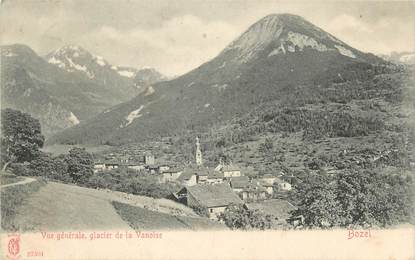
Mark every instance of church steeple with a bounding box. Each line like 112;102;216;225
196;136;202;166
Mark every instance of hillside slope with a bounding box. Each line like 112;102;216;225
48;13;386;145
9;181;224;231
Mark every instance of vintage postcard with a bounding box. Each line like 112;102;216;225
0;0;414;259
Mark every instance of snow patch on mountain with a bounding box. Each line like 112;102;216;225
144;86;155;96
48;57;66;68
66;57;87;72
268;32;329;57
117;70;135;78
95;56;106;66
334;45;356;58
286;32;329;52
64;57;95;78
122;105;144;127
67;112;80;125
110;65;137;78
268;42;286;57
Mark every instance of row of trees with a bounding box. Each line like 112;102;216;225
88;169;180;198
1;108;178;199
26;148;94;184
1;108;93;185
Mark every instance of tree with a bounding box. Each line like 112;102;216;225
259;137;274;153
28;153;71;182
1;109;44;171
218;204;273;230
291;174;343;228
336;168;414;227
64;147;94;184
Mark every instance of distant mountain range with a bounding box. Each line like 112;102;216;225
1;44;166;136
47;13;388;145
379;52;415;65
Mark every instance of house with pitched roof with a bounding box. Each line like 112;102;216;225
177;170;197;186
274;178;292;191
229;176;250;193
175;183;244;219
240;183;267;202
93;160;106;173
178;166;213;186
206;171;224;184
103;159;120;170
260;174;277;185
158;168;183;183
257;179;274;195
215;162;242;178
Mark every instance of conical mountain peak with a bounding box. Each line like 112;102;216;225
221;13;363;63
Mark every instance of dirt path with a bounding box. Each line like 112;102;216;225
13;182;132;231
1;176;36;188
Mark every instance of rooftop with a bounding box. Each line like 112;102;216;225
177;171;194;181
221;165;241;172
208;171;224;179
186;184;244;208
242;183;268;193
230;176;250;189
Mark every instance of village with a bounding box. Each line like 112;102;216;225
92;137;300;224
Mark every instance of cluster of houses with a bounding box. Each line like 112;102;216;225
94;137;298;223
172;138;295;222
93;153;155;172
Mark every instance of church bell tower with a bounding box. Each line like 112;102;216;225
196;136;203;166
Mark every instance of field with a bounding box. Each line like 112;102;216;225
1;177;46;231
3;180;209;231
113;201;226;231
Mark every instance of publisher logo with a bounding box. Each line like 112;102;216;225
6;234;20;259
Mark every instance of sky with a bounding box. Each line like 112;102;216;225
1;0;414;76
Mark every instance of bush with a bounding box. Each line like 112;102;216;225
191;205;209;217
28;153;72;182
8;163;31;176
218;204;273;230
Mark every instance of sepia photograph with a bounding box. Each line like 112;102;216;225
0;0;414;259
